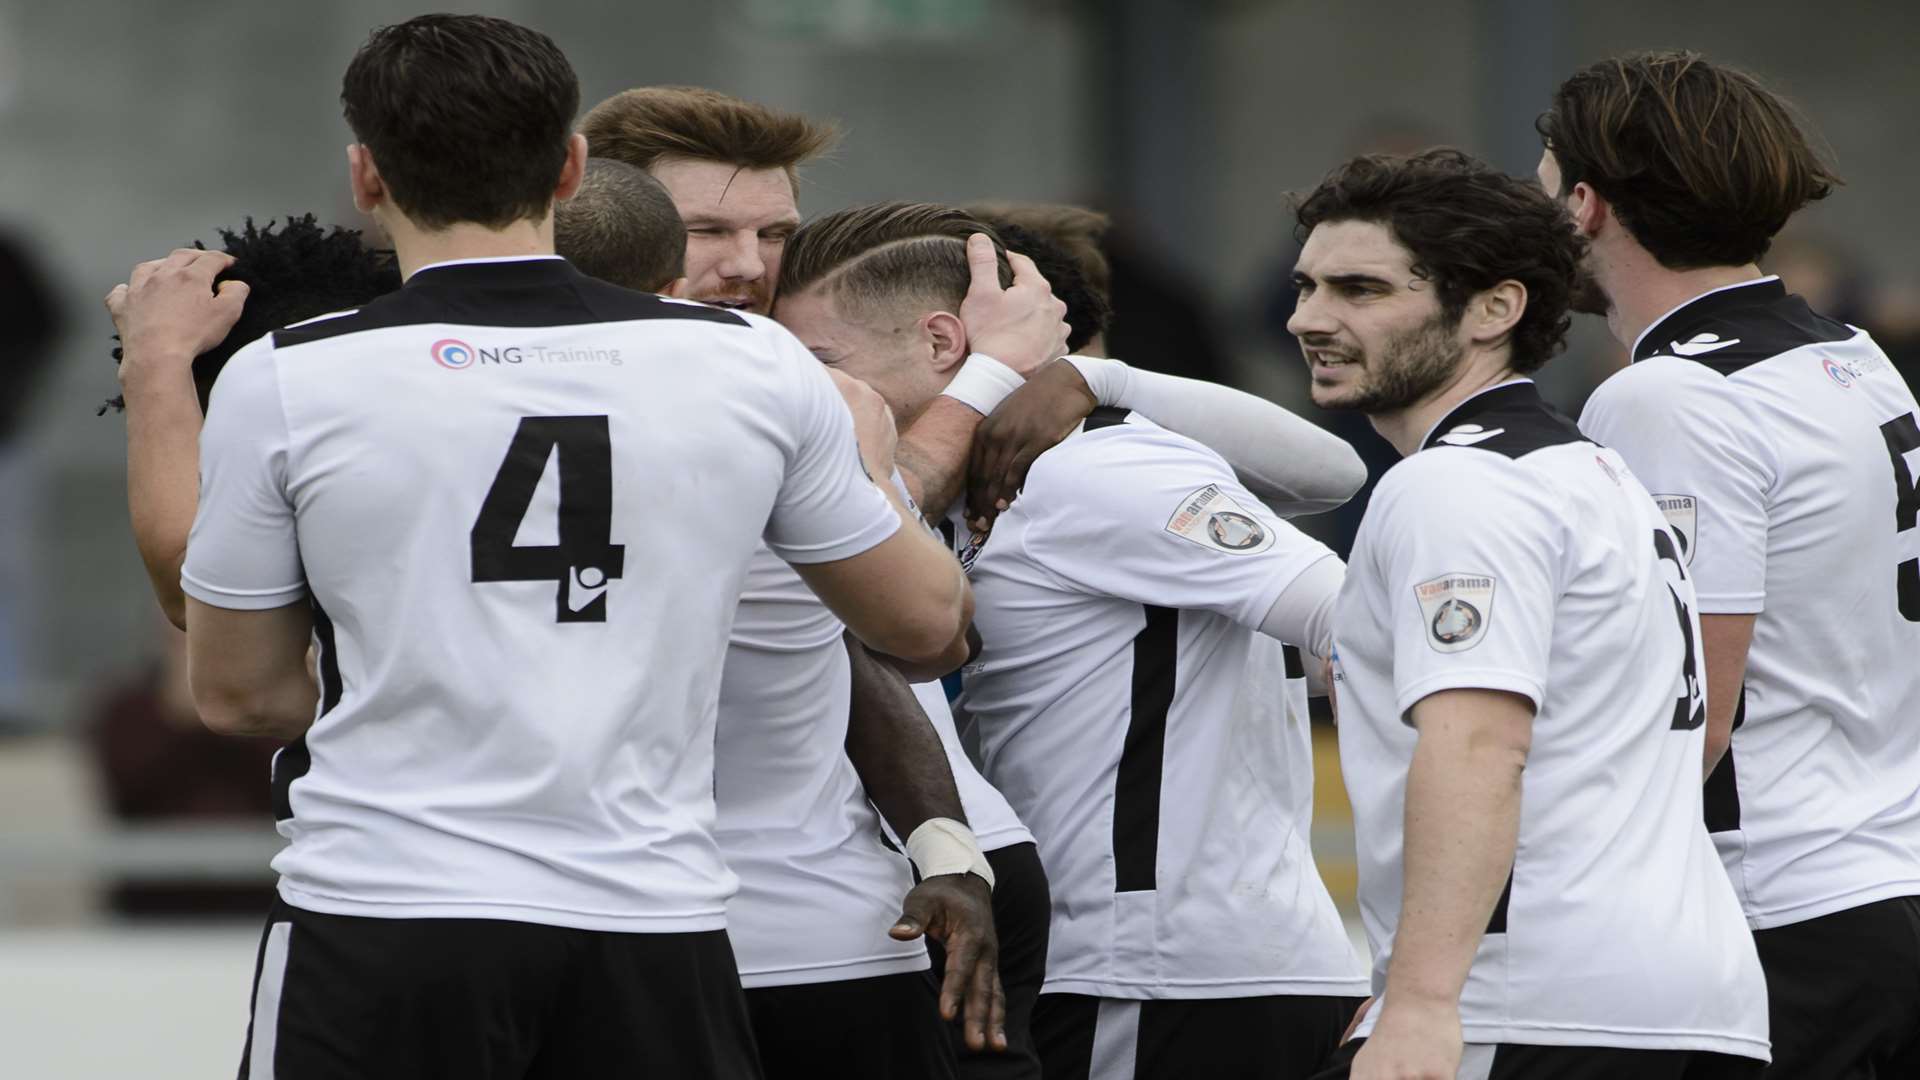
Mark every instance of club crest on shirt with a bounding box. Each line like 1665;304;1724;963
1414;573;1496;653
958;529;989;574
1166;484;1275;555
1652;494;1697;566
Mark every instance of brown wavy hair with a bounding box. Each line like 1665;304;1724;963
1537;50;1841;269
577;86;837;192
1293;148;1584;374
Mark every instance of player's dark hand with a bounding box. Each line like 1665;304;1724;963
891;872;1007;1053
965;357;1097;530
105;249;249;387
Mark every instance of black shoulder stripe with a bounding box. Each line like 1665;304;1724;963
273;262;746;349
1421;382;1585;459
1634;279;1854;375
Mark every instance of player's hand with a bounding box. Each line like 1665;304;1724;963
1348;999;1461;1080
105;249;249;387
964;357;1096;530
958;233;1070;377
891;872;1007;1054
828;368;900;481
1341;996;1374;1044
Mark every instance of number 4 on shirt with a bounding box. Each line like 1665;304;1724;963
471;416;626;623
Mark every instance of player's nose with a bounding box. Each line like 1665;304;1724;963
715;231;765;282
1287;288;1336;341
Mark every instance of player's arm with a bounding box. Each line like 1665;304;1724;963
105;249;250;629
1021;430;1343;655
1348;456;1558;1080
894;234;1069;518
967;356;1367;528
843;635;1007;1052
1580;371;1771;779
1361;687;1531;1077
1701;614;1756;777
185;595;316;738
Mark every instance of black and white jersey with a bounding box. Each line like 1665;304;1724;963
954;410;1366;1000
714;546;928;988
181;256;901;932
1580;277;1920;930
1334;380;1768;1058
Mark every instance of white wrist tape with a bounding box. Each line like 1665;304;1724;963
939;353;1025;417
1064;354;1131;407
906;817;995;889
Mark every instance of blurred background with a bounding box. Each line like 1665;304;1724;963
2;0;1916;1074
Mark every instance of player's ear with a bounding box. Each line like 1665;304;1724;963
346;144;385;215
1470;280;1528;350
924;311;968;375
1568;180;1606;239
553;133;589;202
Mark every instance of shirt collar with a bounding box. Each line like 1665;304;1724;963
406;254;567;281
1630;276;1784;362
1415;377;1537;452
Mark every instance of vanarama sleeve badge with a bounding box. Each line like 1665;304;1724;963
1652;494;1697;566
1166;484;1276;555
1413;572;1496;653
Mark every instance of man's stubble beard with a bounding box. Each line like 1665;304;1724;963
1570;258;1610;317
1317;311;1466;416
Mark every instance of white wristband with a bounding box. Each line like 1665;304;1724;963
905;817;995;889
939;353;1025;417
1064;354;1131;407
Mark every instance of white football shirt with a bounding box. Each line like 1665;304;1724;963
1335;380;1768;1058
714;544;928;987
1580;277;1920;930
181;257;900;932
955;409;1366;1000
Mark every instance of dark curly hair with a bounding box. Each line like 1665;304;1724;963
1537;50;1840;270
103;215;400;414
1292;148;1583;374
963;212;1111;354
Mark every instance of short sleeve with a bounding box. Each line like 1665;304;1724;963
180;338;306;610
1579;365;1771;614
759;326;901;564
1366;452;1562;718
1018;420;1335;631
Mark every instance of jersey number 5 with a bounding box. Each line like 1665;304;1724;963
471;416;626;623
1653;529;1706;730
1883;412;1920;622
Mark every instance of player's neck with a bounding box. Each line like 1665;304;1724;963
384;213;559;280
1598;244;1765;353
1369;352;1521;458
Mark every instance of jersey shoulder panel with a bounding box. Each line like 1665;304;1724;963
1419;386;1586;460
270;262;748;349
1636;280;1853;376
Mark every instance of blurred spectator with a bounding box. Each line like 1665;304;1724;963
0;228;61;730
84;616;279;917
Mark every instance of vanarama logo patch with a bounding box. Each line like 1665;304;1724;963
1653;494;1697;565
1413;572;1496;653
1165;484;1274;555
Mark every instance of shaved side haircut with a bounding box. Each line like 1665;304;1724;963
778;202;1011;324
554;157;687;292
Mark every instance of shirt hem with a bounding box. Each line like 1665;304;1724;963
1695;595;1765;615
767;514;902;566
180;573;308;611
277;882;728;933
1394;670;1545;719
738;951;930;989
1042;975;1372;1000
976;824;1035;851
1743;880;1920;930
1354;1018;1769;1060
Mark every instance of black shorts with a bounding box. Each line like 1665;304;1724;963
928;841;1051;1080
1035;992;1362;1080
1309;1039;1763;1080
744;971;955;1080
1752;893;1920;1077
237;897;762;1080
